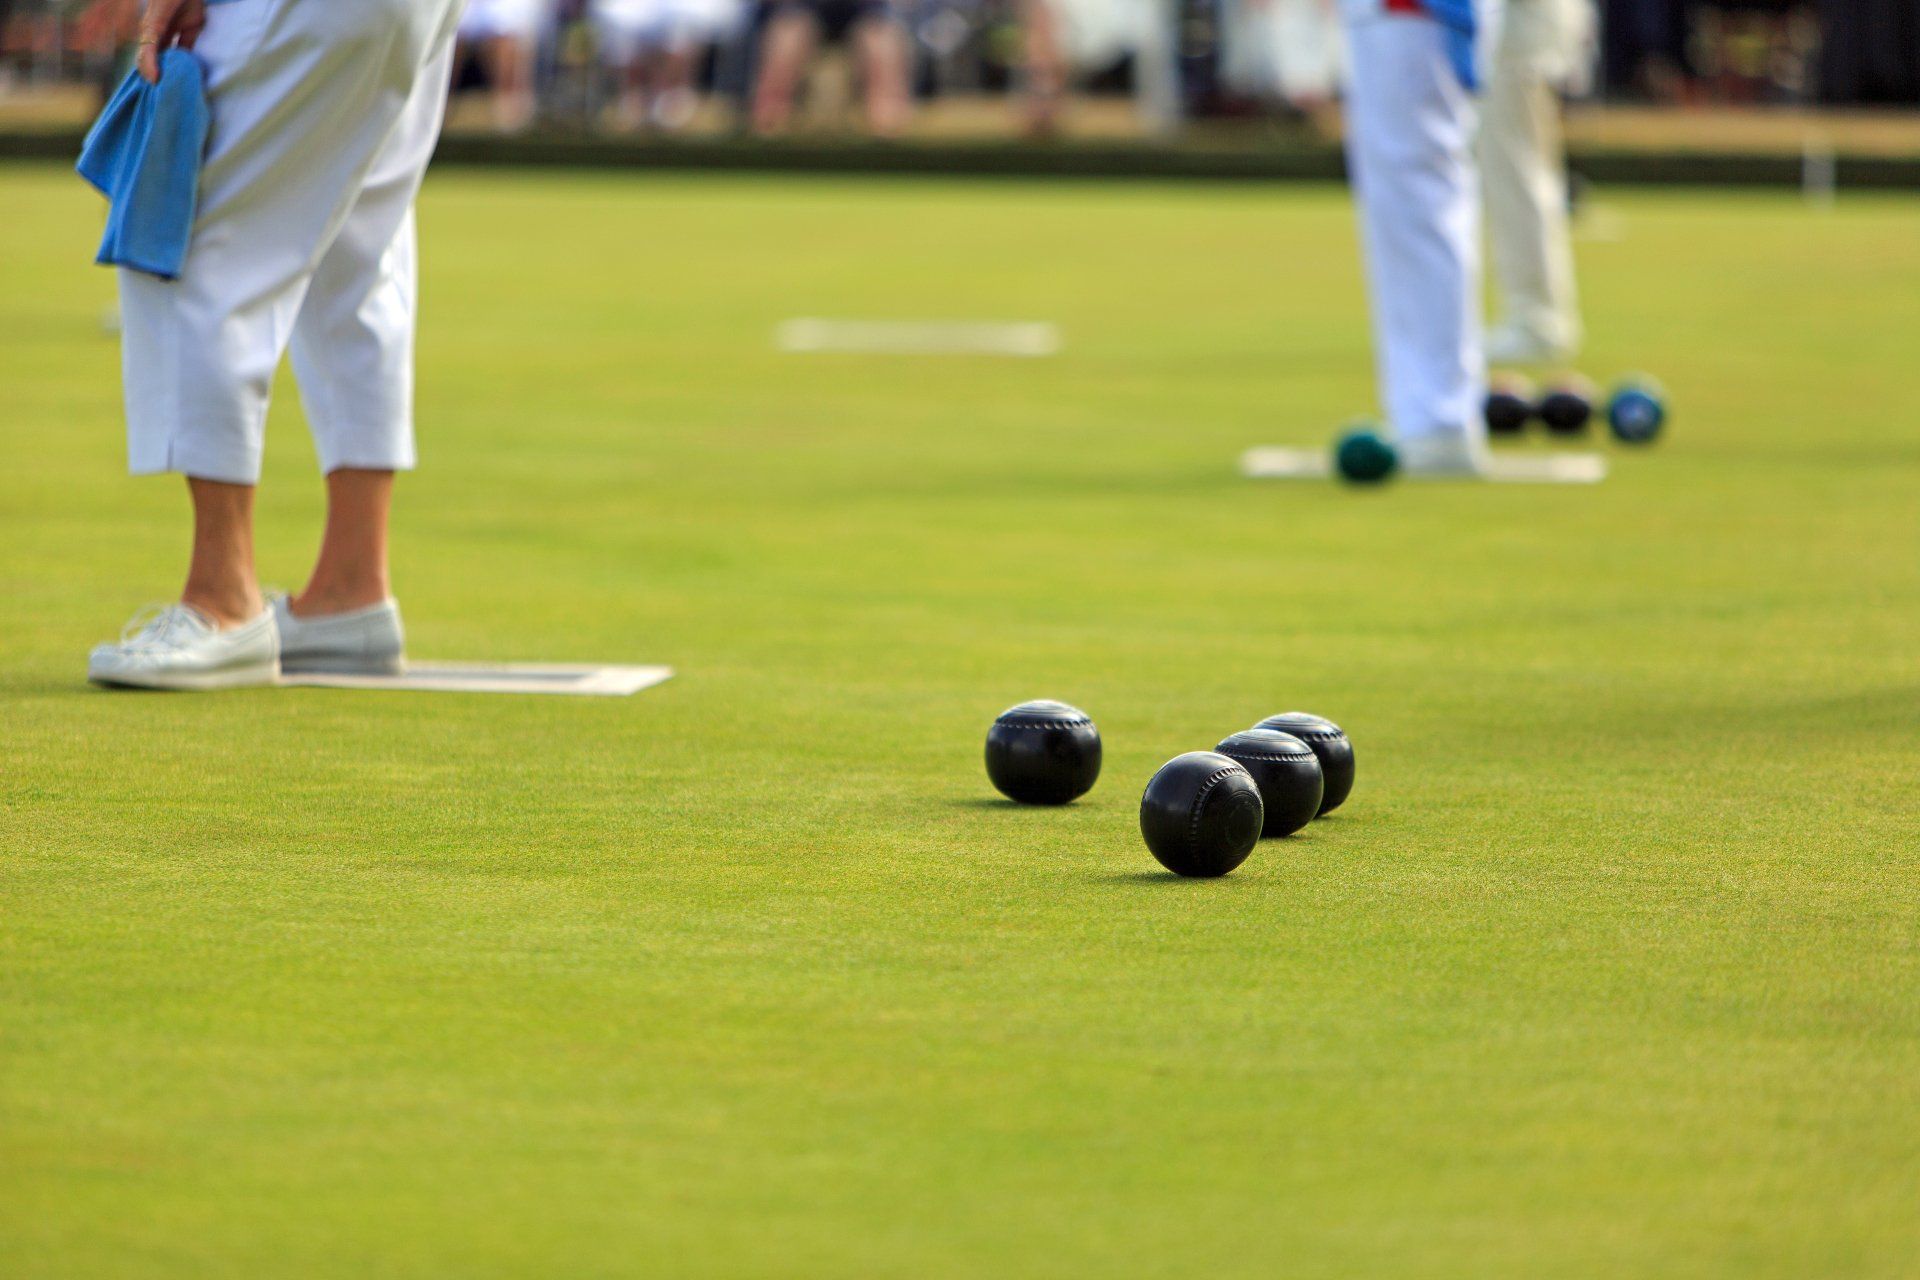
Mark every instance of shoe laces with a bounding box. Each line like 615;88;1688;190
117;602;216;651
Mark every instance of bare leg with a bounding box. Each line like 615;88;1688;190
1019;0;1066;136
488;34;536;133
752;11;815;134
182;477;264;627
652;46;699;130
290;468;393;617
612;55;647;130
855;18;910;137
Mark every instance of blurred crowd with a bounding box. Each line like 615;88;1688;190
1;0;1915;136
441;0;1231;138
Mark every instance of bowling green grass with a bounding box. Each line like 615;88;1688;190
3;162;1918;1280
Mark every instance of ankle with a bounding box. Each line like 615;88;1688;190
289;583;390;618
182;583;264;629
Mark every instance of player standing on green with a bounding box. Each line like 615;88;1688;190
86;0;464;688
1482;0;1590;365
1337;0;1493;476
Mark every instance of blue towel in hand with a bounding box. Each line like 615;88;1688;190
77;48;210;280
1424;0;1481;91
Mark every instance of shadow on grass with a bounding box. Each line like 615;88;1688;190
1095;871;1246;886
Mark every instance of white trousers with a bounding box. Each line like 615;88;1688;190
1341;9;1483;442
120;0;462;485
1480;0;1584;353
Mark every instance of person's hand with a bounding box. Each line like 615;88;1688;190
136;0;208;83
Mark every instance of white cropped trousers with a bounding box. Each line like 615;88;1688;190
1341;7;1484;442
119;0;462;485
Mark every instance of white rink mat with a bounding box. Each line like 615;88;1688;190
1240;447;1608;485
280;663;673;696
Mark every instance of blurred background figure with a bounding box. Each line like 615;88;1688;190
1600;0;1692;101
0;0;17;97
1817;0;1920;105
459;0;556;132
1017;0;1069;134
1482;0;1593;365
751;0;912;136
592;0;740;131
1030;0;1179;133
1217;0;1344;117
68;0;140;103
4;0;1917;145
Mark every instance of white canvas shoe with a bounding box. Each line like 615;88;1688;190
1398;431;1489;478
270;594;406;676
88;604;279;690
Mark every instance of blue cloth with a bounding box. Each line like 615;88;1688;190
76;48;210;281
1426;0;1480;91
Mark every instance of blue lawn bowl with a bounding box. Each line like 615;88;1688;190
1607;379;1668;445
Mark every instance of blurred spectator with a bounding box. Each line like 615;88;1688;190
68;0;140;104
1600;0;1693;101
5;0;1918;139
751;0;911;134
70;0;138;50
458;0;557;132
1039;0;1179;131
1679;2;1805;103
1018;0;1068;134
1818;0;1919;105
591;0;741;130
0;0;15;95
1216;0;1344;114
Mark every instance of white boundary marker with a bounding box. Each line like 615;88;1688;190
1240;447;1608;485
1803;133;1838;209
1240;447;1334;479
280;663;674;697
776;318;1061;357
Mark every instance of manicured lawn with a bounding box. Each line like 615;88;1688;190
3;164;1917;1277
